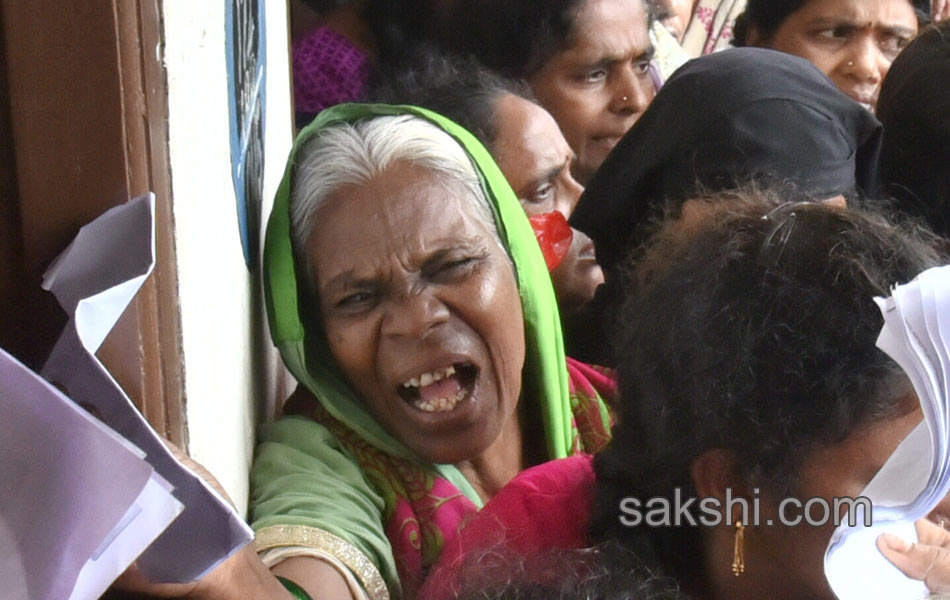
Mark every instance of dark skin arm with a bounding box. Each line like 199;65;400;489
115;552;355;600
111;441;357;600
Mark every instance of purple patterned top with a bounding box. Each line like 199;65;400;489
293;26;370;120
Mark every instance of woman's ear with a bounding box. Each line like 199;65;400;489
690;448;749;503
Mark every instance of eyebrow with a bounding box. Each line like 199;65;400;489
880;24;917;37
322;270;378;295
419;244;485;273
525;155;572;196
583;44;655;69
540;161;566;185
807;16;916;36
321;239;488;292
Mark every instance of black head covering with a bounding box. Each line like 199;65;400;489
571;47;883;276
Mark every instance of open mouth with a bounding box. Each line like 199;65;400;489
397;363;478;413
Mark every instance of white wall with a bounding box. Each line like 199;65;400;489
162;0;294;513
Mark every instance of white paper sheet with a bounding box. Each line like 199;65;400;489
40;194;253;583
825;520;924;598
70;475;183;600
0;347;181;600
825;264;950;599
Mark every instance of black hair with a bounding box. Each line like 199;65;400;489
590;187;944;580
360;0;458;70
454;542;686;600
446;0;654;79
446;0;585;78
297;0;350;13
367;50;535;150
877;22;950;238
734;0;931;46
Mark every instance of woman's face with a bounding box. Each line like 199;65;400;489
492;94;604;314
307;162;526;465
658;0;695;41
733;405;923;600
529;0;656;185
756;0;918;111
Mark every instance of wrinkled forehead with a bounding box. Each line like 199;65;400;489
307;163;507;267
315;165;488;230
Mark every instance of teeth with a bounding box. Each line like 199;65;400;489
401;365;456;389
411;387;467;413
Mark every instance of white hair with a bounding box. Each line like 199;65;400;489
290;115;499;271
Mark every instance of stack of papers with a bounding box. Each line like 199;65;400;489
0;348;183;600
0;195;253;600
825;264;950;598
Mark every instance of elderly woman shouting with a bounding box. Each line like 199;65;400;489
243;104;614;600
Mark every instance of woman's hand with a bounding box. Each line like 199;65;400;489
112;564;200;597
877;518;950;593
111;443;357;599
160;438;234;504
114;544;295;599
111;440;292;599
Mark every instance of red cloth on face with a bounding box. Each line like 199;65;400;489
529;212;574;271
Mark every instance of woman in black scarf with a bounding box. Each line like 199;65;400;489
569;47;883;365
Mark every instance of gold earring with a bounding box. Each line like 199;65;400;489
732;521;745;576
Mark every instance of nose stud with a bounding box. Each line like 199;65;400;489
848;61;854;66
622;96;629;102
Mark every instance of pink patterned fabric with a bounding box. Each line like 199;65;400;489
567;358;616;455
419;455;596;600
292;26;370;117
681;0;745;57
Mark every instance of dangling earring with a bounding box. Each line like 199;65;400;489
732;521;745;575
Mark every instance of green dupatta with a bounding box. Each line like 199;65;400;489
252;104;587;598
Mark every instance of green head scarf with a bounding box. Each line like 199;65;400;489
262;103;574;473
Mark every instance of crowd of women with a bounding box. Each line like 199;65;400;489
117;1;950;598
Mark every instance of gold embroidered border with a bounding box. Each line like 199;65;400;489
255;524;390;600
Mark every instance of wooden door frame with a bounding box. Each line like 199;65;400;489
1;0;187;445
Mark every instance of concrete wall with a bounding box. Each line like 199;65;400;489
162;0;294;513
